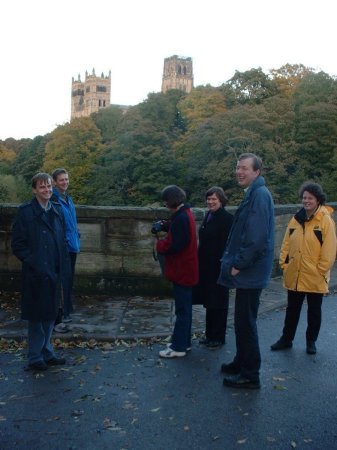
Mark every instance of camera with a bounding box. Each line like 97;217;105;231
151;219;170;235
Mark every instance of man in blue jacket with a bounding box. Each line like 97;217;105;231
218;153;275;389
12;172;70;371
51;169;80;325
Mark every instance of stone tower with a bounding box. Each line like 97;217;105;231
71;69;111;120
161;55;193;94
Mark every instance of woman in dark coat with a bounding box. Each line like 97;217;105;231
193;186;233;348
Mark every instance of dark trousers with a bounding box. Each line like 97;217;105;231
233;288;262;382
205;306;228;342
63;252;77;316
171;284;192;352
282;290;323;343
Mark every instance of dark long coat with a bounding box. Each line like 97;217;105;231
193;207;233;308
11;198;70;322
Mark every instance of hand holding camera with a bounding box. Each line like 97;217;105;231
151;219;170;235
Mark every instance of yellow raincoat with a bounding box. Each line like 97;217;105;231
279;205;336;294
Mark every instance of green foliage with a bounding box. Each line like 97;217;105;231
91;106;124;143
86;92;186;206
2;65;337;206
0;143;16;175
0;175;30;203
225;68;279;105
43;118;105;203
11;135;49;182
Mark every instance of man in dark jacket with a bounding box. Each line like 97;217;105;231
11;172;70;371
218;153;275;389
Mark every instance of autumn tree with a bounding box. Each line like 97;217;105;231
224;68;279;106
12;135;49;182
43;118;105;203
270;63;314;97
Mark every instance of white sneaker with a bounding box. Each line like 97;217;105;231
159;347;186;358
63;316;72;323
166;343;191;352
53;323;69;333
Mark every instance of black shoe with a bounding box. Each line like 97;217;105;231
27;361;48;371
199;337;210;345
206;340;224;348
46;357;66;366
220;361;240;375
223;374;260;390
270;339;293;351
306;341;317;355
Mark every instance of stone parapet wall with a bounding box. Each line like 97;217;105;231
1;203;336;295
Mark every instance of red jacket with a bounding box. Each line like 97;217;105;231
156;205;198;287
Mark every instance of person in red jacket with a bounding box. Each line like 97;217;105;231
156;185;198;358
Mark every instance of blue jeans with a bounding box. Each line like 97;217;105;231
233;288;262;382
171;284;192;352
27;320;56;364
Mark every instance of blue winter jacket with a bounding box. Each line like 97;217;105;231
51;188;80;253
218;176;275;289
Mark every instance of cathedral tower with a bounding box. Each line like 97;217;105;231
71;69;111;120
161;55;193;94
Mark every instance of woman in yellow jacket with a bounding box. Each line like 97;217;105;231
271;182;336;355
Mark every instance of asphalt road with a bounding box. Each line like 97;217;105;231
1;296;337;450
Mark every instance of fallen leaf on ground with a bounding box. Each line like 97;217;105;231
273;384;287;390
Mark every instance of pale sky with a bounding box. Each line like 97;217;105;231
1;0;336;140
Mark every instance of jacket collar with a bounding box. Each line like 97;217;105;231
294;204;332;226
31;197;61;230
170;203;189;219
238;176;265;209
52;187;68;202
